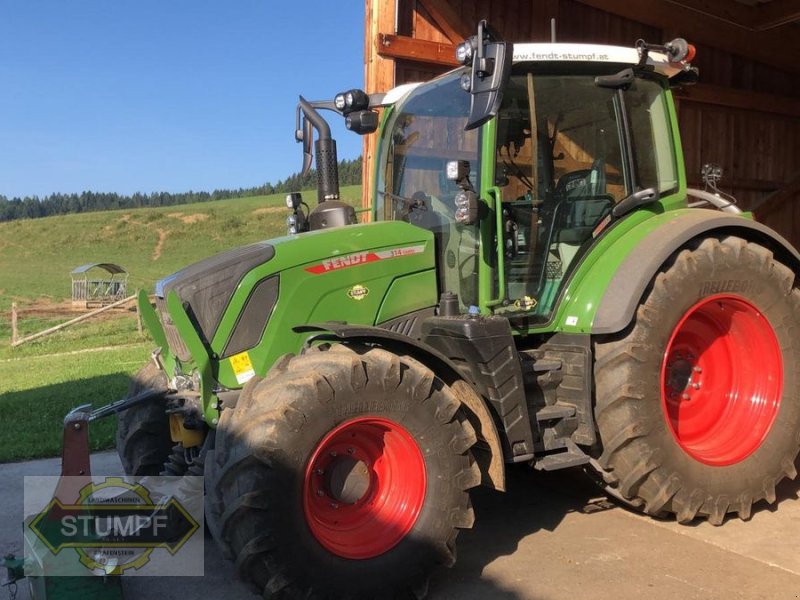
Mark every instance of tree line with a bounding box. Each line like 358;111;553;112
0;157;362;222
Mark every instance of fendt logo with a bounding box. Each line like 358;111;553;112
25;476;202;576
304;245;425;274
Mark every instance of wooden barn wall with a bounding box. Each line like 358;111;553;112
368;0;800;246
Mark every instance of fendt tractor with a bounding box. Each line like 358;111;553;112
111;22;800;598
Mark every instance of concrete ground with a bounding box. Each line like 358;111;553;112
2;452;800;600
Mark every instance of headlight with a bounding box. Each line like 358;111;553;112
334;94;347;111
286;192;302;209
454;190;479;225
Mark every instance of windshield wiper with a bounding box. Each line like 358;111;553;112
595;67;636;89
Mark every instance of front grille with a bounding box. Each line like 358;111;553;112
155;297;192;362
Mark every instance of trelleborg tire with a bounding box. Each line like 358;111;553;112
206;344;480;598
116;362;173;476
592;236;800;525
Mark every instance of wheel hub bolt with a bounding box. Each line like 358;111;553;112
693;366;703;373
315;468;324;475
330;451;337;457
682;393;691;400
316;490;324;496
692;382;701;390
347;447;355;454
330;503;339;509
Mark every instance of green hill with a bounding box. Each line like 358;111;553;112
0;185;363;311
0;185;363;461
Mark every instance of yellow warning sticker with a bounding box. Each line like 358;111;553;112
229;351;255;385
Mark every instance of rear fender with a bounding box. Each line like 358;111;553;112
592;210;800;335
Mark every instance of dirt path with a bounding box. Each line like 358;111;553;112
152;228;168;261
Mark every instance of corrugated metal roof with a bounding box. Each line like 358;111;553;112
71;263;127;275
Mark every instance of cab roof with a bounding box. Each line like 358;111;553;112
381;42;687;106
511;43;684;78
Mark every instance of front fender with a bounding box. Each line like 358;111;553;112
295;322;507;491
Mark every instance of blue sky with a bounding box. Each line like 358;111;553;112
0;1;366;198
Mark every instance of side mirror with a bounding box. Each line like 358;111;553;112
295;108;314;177
456;21;513;131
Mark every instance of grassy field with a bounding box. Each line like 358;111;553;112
0;343;151;462
0;186;362;461
0;185;362;311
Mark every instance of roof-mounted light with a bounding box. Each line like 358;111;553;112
665;38;696;63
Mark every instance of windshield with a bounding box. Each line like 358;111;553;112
376;71;481;308
495;69;678;322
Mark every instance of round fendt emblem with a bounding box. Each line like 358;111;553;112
347;285;370;301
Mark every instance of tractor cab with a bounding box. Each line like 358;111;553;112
371;33;692;323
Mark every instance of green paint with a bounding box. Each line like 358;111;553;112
137;289;176;375
376;270;438;323
166;291;215;422
484;187;506;309
541;204;693;334
159;220;437;422
478;118;499;312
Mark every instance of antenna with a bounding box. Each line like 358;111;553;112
550;18;557;43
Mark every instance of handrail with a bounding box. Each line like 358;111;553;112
485;187;506;308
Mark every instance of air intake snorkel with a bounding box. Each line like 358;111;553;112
294;97;355;231
293;90;381;231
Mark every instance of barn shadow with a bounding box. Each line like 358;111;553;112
0;372;135;463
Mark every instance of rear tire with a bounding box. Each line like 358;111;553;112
206;345;480;598
592;236;800;524
116;362;173;476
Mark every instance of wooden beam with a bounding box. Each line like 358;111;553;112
756;0;800;30
667;0;800;31
417;0;472;44
377;33;460;66
754;171;800;219
664;0;755;29
574;0;800;74
363;0;397;213
674;83;800;119
11;295;136;347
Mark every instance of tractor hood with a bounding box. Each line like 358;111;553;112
152;220;436;363
155;241;276;345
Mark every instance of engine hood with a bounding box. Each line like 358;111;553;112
156;241;275;343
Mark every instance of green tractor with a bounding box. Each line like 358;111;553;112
117;21;800;598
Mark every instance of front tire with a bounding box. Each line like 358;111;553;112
206;345;480;598
593;236;800;524
116;362;173;476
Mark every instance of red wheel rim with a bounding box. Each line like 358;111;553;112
661;294;783;466
303;417;426;559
